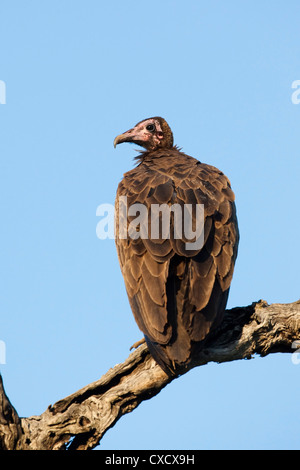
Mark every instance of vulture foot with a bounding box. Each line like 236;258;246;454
130;338;146;350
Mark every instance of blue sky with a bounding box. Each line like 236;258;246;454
0;0;300;450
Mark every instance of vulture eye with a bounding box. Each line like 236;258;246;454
146;124;155;132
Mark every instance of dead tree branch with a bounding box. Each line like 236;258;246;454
1;299;300;450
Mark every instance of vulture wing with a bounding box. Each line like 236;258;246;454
115;149;239;375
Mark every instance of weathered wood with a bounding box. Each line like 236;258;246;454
0;375;22;450
1;299;300;450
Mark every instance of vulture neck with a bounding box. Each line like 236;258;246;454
134;146;181;164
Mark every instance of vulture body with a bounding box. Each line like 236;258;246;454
114;117;239;376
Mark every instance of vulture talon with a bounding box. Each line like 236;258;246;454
130;338;146;350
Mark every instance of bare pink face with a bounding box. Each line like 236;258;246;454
114;118;165;151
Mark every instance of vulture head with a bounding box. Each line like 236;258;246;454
114;117;174;151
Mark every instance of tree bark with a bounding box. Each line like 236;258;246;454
1;299;300;450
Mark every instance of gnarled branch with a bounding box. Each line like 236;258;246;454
1;299;300;450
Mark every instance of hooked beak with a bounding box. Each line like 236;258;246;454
113;128;135;148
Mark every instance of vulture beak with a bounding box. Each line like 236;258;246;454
113;128;135;148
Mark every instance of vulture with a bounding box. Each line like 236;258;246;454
114;117;239;376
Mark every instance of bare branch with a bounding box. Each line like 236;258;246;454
1;299;300;450
0;375;22;450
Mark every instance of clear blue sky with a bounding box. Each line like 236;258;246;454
1;0;300;450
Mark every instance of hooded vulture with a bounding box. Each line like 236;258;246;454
114;117;239;376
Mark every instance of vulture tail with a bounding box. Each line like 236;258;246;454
144;336;178;377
